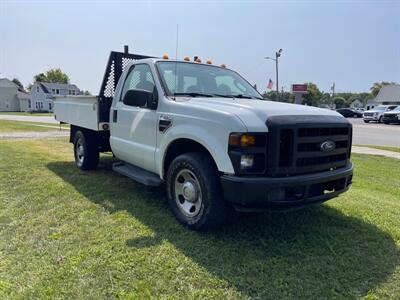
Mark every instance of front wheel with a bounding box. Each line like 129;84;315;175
166;152;226;230
73;130;99;170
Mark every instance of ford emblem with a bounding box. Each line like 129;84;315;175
320;140;336;152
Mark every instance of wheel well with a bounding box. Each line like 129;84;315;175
70;125;111;152
163;139;217;178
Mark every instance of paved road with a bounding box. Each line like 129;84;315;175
349;118;400;147
0;114;58;124
0;131;69;140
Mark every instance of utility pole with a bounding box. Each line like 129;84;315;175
331;82;335;98
265;49;282;101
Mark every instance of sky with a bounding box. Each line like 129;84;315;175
1;0;399;95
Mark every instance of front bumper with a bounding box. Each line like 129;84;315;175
221;163;353;212
382;115;400;124
363;115;379;121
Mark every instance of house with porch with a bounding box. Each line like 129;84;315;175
30;82;81;112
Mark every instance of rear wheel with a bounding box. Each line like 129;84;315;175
166;152;226;230
73;130;99;170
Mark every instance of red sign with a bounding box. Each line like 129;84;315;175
292;84;308;92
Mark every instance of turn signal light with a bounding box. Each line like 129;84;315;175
241;135;256;146
229;133;256;147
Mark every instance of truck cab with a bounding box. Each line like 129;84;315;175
54;49;353;230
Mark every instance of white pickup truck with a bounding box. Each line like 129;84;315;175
54;48;353;230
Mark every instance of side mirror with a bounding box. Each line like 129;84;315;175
123;89;153;107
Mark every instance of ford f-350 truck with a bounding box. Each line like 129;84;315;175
54;48;353;230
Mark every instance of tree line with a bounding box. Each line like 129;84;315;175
262;81;398;108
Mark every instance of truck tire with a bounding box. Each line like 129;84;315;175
166;152;226;230
73;130;99;170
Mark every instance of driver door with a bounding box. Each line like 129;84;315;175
110;64;158;173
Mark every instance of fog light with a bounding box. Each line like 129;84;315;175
240;155;254;169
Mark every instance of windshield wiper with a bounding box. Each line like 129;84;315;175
232;94;263;100
173;92;214;98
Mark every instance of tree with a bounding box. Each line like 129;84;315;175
33;68;70;84
333;96;346;108
302;83;322;106
33;73;48;83
83;90;92;96
12;78;25;92
370;81;397;97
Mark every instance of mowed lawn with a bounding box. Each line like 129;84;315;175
0;120;68;132
0;138;399;299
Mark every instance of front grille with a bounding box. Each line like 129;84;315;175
266;116;352;177
363;112;373;117
384;114;398;119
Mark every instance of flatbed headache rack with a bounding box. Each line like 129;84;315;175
98;46;154;123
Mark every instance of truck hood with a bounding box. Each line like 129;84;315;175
383;110;400;115
181;97;344;131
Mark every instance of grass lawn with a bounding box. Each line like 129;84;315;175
0;138;399;299
355;144;400;153
0;112;53;116
0;120;68;132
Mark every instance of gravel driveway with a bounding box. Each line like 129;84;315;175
0;115;58;124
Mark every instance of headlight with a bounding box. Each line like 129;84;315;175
240;155;254;169
228;133;267;174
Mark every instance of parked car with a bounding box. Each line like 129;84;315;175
382;106;400;124
336;108;363;118
362;105;398;123
54;48;353;230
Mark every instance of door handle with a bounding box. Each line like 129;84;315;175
113;109;118;122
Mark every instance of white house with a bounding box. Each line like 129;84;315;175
30;82;81;112
350;99;363;109
0;78;30;112
374;84;400;106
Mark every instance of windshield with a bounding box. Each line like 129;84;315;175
156;61;262;99
374;106;388;111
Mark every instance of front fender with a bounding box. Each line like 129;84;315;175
156;124;235;179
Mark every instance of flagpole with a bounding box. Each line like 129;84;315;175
276;57;279;100
265;49;282;101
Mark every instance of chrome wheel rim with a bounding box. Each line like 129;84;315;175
174;169;202;217
76;138;85;164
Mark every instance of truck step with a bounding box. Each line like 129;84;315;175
112;162;163;187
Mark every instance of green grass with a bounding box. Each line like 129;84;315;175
0;111;53;116
355;145;400;153
0;120;68;132
0;138;399;299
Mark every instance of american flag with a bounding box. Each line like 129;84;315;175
267;78;273;89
